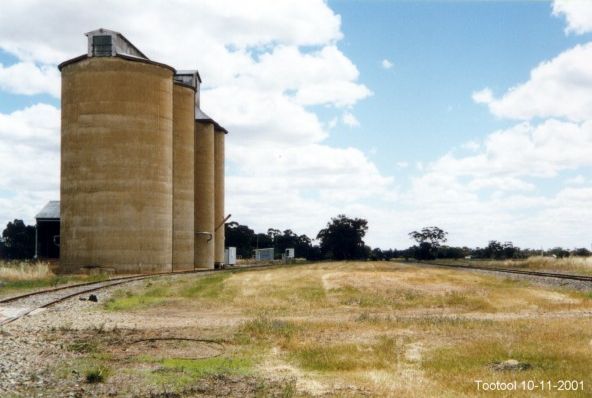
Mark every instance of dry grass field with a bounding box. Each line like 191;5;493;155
432;256;592;276
33;261;592;397
0;260;107;299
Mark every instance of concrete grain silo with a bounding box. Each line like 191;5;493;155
59;29;174;274
214;124;227;268
172;72;197;271
194;109;216;268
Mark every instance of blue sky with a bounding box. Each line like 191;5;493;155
328;0;586;172
1;0;592;249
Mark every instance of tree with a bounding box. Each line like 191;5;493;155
483;240;503;259
225;222;255;258
481;240;520;260
316;214;369;260
2;219;36;259
502;241;520;259
438;246;466;259
548;247;569;258
408;226;448;259
572;248;591;257
252;232;272;250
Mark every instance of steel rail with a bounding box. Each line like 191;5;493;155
0;262;286;326
409;260;592;282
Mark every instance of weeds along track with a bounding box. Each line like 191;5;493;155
0;263;282;327
411;260;592;283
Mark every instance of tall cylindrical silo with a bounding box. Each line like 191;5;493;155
60;56;174;274
194;118;215;268
172;83;195;271
214;127;226;268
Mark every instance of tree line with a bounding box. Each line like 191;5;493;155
2;216;590;261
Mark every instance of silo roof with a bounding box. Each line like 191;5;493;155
59;29;176;73
195;108;228;134
58;53;176;73
176;69;202;83
85;28;148;59
195;108;214;123
35;201;60;220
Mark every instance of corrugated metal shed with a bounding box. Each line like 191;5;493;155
254;248;274;261
35;201;60;220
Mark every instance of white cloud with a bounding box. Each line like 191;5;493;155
461;140;480;151
226;144;395;238
432;120;592;179
471;88;493;104
475;43;592;122
381;59;393;69
553;0;592;34
205;86;327;146
0;0;343;66
466;177;535;192
0;62;60;98
0;103;60;150
566;175;587;185
0;104;60;225
342;112;360;127
327;117;338;129
244;45;371;107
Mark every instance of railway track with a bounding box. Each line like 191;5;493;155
0;263;278;327
411;260;592;283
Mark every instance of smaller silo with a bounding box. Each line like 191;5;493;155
172;76;196;271
194;109;216;268
214;123;227;268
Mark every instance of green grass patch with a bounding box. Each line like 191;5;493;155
180;273;231;299
238;316;300;341
148;357;252;387
85;365;110;383
104;274;236;311
67;340;98;354
104;285;172;311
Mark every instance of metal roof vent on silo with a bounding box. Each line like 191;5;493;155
85;28;148;59
174;70;202;89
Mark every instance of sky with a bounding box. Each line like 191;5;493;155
0;0;592;250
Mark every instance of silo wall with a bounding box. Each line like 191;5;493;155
194;121;215;268
60;56;174;274
172;83;195;271
214;130;225;267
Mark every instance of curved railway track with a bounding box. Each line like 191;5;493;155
0;264;276;327
4;261;590;327
411;260;592;283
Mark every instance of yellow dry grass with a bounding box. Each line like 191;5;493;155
0;260;53;281
512;255;592;275
438;256;592;276
95;261;592;396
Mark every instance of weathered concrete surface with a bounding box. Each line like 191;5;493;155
214;130;225;267
172;84;195;271
194;121;215;268
60;56;174;274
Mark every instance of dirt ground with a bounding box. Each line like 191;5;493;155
2;261;592;397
